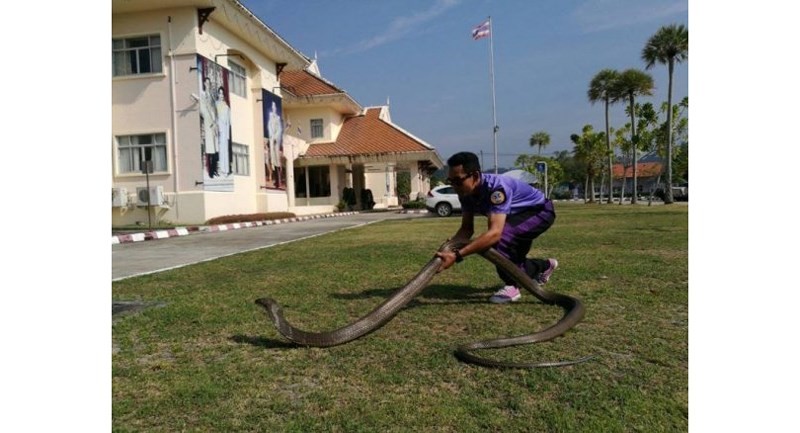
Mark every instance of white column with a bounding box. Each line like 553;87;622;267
329;164;339;205
285;138;296;208
410;165;421;200
385;162;397;207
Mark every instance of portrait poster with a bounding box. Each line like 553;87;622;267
196;55;234;192
261;89;286;190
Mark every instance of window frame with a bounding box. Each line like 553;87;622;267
115;132;169;175
112;34;163;77
232;142;250;176
294;165;331;198
229;61;247;97
310;118;324;139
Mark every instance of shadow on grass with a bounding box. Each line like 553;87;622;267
229;334;297;349
236;285;493;347
112;300;167;324
330;283;492;307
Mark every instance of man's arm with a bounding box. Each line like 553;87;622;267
457;212;506;257
436;212;506;272
453;211;475;242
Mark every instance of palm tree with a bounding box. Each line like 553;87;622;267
588;69;620;204
529;131;551;155
613;69;654;204
642;24;688;204
571;125;605;203
612;125;632;204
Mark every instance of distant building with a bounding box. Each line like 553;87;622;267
611;152;664;195
112;0;442;225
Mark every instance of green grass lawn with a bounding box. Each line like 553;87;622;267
112;203;688;432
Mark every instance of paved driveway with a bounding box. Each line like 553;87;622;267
112;212;428;281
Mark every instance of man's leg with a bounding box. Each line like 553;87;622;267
495;201;557;284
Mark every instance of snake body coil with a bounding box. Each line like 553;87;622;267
256;240;591;368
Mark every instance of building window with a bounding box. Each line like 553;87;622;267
294;166;331;198
293;167;306;197
229;62;246;97
112;35;162;76
232;143;249;176
116;133;168;174
310;118;323;138
309;166;331;197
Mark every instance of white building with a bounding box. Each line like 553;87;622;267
112;0;443;226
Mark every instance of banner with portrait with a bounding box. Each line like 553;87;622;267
196;55;233;192
261;89;285;190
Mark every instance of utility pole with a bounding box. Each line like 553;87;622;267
142;159;154;230
536;161;548;198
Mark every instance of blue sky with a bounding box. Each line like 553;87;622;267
241;0;688;169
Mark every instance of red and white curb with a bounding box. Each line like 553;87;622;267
112;211;361;244
111;227;195;244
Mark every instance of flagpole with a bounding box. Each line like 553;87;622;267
487;16;498;174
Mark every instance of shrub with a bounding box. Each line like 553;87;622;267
402;200;427;209
552;190;572;200
205;212;296;225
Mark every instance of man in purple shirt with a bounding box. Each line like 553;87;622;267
436;152;558;303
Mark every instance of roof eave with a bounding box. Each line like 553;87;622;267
296;150;443;168
282;93;362;114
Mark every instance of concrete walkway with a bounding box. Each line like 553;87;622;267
112;211;430;281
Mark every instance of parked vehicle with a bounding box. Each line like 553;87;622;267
653;184;688;201
426;185;461;217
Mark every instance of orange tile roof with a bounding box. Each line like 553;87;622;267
280;70;343;96
303;108;434;157
612;162;663;178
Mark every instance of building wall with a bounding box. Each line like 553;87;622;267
112;8;201;224
112;4;298;225
284;106;344;144
364;163;397;209
112;1;436;225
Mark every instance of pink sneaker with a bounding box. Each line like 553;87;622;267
489;285;521;304
536;258;559;284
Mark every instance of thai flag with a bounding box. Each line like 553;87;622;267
472;19;490;40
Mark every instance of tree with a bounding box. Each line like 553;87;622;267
588;69;620;204
514;154;563;198
396;171;411;200
631;102;661;205
674;142;688;184
570;125;606;203
654;97;688;162
553;150;584;198
613;69;654;204
543;158;564;197
514;154;535;172
529;131;551;155
620;100;688;204
643;24;688;204
671;98;690;185
612;125;631;204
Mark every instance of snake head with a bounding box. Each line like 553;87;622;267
255;297;283;321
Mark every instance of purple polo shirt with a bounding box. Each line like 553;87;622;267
459;173;546;216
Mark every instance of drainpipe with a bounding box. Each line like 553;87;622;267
167;16;180;221
285;138;296;208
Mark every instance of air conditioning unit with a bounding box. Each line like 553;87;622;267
136;186;165;206
112;187;128;207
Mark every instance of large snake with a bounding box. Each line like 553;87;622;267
256;240;593;368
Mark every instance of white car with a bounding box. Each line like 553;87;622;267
426;185;462;217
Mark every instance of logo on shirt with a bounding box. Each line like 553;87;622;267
490;190;506;205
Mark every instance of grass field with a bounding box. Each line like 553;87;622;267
112;203;688;432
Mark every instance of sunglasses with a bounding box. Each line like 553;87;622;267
445;172;474;186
